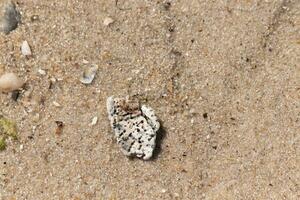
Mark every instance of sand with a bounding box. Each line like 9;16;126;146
0;0;299;199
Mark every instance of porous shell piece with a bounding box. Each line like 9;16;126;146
0;0;21;34
80;65;98;84
106;96;160;160
0;72;23;92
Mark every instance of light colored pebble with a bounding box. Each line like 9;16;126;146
32;113;40;122
80;64;98;84
21;40;32;56
0;72;24;92
32;126;37;132
50;77;57;83
53;101;61;107
38;69;46;75
90;116;98;126
103;17;114;26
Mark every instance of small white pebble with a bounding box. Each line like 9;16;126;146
0;73;24;92
90;116;98;126
82;59;89;64
50;77;57;83
21;40;32;56
103;17;114;26
38;69;46;75
20;144;24;150
32;126;37;132
161;189;167;193
53;101;61;107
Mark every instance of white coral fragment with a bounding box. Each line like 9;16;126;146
106;96;160;160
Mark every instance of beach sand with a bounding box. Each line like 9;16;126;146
0;0;299;199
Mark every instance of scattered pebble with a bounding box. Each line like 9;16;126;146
32;113;40;122
53;101;61;107
90;116;98;126
80;64;98;84
103;17;114;26
30;15;39;22
21;41;32;56
0;73;24;92
50;77;57;83
32;126;37;133
0;0;21;34
48;77;56;89
19;144;23;150
38;69;46;76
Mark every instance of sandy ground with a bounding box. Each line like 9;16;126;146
0;0;299;199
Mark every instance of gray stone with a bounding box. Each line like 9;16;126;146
0;0;20;34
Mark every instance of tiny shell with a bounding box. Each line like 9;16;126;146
21;41;32;56
0;73;23;92
80;65;98;84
